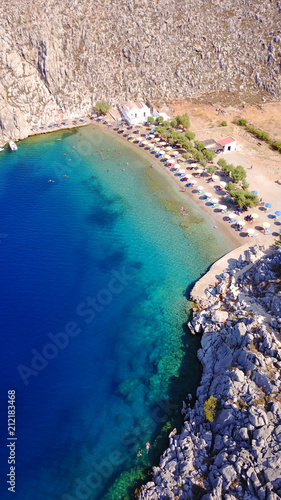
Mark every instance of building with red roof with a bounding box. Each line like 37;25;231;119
217;136;237;153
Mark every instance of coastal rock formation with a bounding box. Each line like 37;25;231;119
1;0;281;143
139;245;281;499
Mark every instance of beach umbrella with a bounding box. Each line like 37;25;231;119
158;150;165;154
190;179;197;185
179;169;186;174
196;168;203;173
169;159;176;164
228;213;236;219
251;190;258;195
142;140;148;145
265;203;272;208
197;185;204;191
166;146;172;151
154;147;160;153
237;220;246;226
173;164;181;169
185;174;192;179
136;136;143;141
159;141;166;145
251;213;259;219
205;192;212;197
263;222;271;228
164;154;171;159
220;181;227;188
219;205;227;210
154;138;160;142
247;228;255;235
275;211;281;216
212;174;219;180
211;198;219;203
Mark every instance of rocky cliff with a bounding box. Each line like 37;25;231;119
0;0;281;143
139;245;281;499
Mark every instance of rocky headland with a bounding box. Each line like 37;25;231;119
139;245;281;499
1;0;281;143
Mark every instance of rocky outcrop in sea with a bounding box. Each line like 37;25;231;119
139;245;281;499
1;0;281;143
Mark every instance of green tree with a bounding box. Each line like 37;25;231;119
170;119;177;128
232;165;246;183
155;116;164;124
208;166;217;175
204;396;218;422
238;118;247;126
155;126;165;136
232;190;259;208
204;149;216;162
163;121;170;128
185;130;195;140
242;179;249;190
175;113;190;130
194;140;205;151
148;116;155;124
225;181;236;195
217;158;227;169
183;153;189;160
182;140;192;152
94;99;110;115
193;150;204;163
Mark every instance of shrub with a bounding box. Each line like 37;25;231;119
204;396;218;422
272;141;281;152
220;121;227;127
148;116;155;124
94;99;110;115
170;119;177;128
238;118;247;126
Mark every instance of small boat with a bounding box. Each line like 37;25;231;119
0;147;4;152
9;141;18;151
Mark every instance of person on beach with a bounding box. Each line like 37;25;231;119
146;442;150;454
137;448;142;457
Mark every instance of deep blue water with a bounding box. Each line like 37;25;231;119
0;126;233;500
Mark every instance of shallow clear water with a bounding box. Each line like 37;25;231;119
0;125;234;500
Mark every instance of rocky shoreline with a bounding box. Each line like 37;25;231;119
139;244;281;499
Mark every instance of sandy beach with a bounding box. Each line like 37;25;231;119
89;117;281;251
19;109;281;252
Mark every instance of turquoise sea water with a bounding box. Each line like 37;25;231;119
0;125;234;499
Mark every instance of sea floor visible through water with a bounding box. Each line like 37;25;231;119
0;126;234;500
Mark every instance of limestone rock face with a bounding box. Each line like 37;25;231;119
139;247;281;500
1;0;281;143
